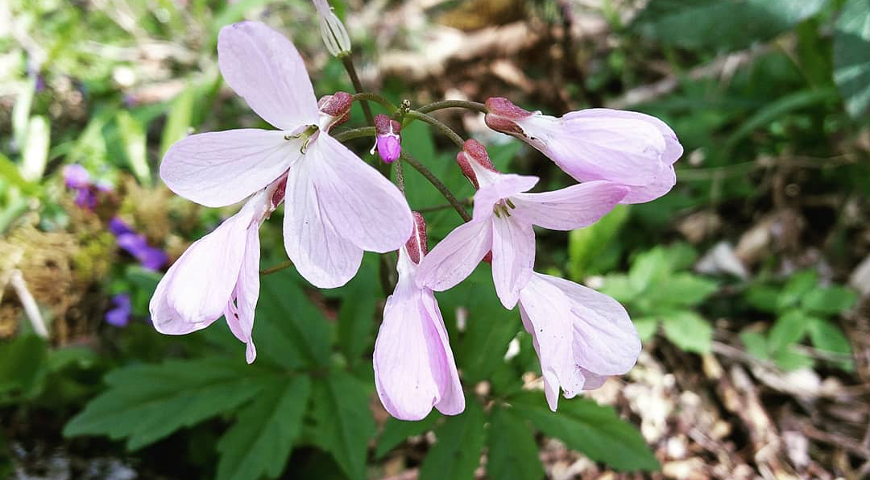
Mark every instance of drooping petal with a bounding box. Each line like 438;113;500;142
307;135;413;253
415;220;493;292
511;181;629;230
160;129;302;208
574;109;683;165
217;21;319;130
619;162;676;204
282;160;363;288
374;252;464;420
471;173;539;221
518;272;640;411
516;111;666;187
490;216;535;309
224;225;261;364
150;203;256;335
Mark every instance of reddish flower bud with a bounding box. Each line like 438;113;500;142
484;97;532;136
374;114;402;163
455;139;497;189
318;91;353;130
405;212;428;264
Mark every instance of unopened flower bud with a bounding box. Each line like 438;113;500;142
313;0;352;57
373;114;402;163
318;91;353;131
484;97;532;136
455;139;496;189
405;212;428;264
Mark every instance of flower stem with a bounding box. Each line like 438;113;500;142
404;110;465;149
332;126;376;142
352;92;398;113
417;198;473;213
393;157;405;194
401;151;471;222
340;55;374;125
260;260;293;276
417;100;487;114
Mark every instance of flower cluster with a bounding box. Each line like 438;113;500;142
150;18;682;418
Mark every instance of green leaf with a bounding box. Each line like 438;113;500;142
116;111;152;186
419;398;486;480
772;346;815;371
633;317;659;341
568;205;629;280
740;331;769;360
21;116;50;182
335;258;379;367
801;285;857;315
254;270;331;369
661;311;712;354
160;87;195;157
725;89;836;148
777;270;818;311
511;392;658;471
633;0;828;53
768;310;813;353
628;247;671;293
647;273;718;308
486;407;544;480
64;358;274;449
599;274;640;304
0;335;48;400
12;79;34;154
216;376;311;480
745;284;781;313
375;412;438;459
309;371;376;480
834;0;870;118
0;152;38;195
806;318;853;370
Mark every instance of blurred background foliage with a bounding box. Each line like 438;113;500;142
1;0;869;479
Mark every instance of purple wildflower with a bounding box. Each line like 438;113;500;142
106;294;132;327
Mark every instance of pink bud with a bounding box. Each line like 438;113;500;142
318;91;353;130
405;212;428;264
455;139;497;190
374;114;402;163
484;97;532;136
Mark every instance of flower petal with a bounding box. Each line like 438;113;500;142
160;129;302;208
619;162;676;204
576;109;683;165
150;204;256;335
472;173;538;221
415;220;493;292
307;135;413;252
282;160;363;288
224;225;260;364
217;21;319;130
511;181;629;230
374;254;464;420
490;216;535;309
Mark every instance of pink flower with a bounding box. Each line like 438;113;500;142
159;21;413;288
149;178;286;364
372;114;401;163
416;140;629;309
485;97;683;204
373;213;464;420
518;272;640;411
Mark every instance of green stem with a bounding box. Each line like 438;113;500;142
417;198;473;214
417;100;487;114
332;126;376;142
260;260;293;276
404;110;465;148
393;157;405;194
340;55;374;125
352;92;398;113
401;151;471;222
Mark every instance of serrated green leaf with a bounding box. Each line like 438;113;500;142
768;310;813;353
216;376;311;480
739;331;769;360
160;87;195;157
661;311;712;354
568;205;629;280
375;412;438;459
599;274;640;304
628;247;671;293
806;318;853;371
777;270;818;311
801;286;857;315
116;111;151;186
633;0;828;53
648;273;718;308
772;346;815;371
419;398;485;480
746;284;781;313
511;392;658;471
64;358;274;449
310;371;376;480
486;407;544;480
834;0;870;118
